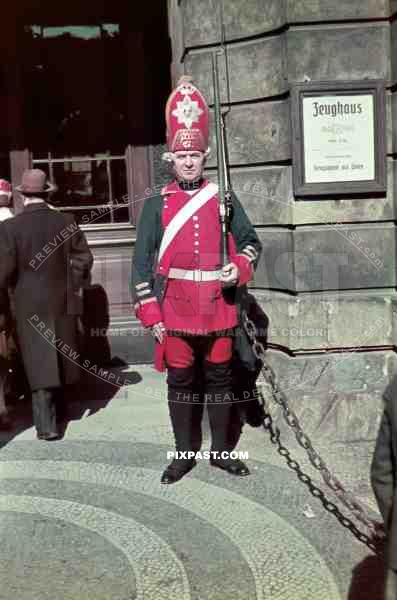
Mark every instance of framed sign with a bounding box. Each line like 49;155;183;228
291;80;386;196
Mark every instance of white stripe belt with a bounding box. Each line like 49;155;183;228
168;267;221;282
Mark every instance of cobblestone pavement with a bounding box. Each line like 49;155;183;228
0;365;385;600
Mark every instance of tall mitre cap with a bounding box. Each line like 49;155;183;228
165;75;209;152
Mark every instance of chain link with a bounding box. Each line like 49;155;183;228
241;310;384;553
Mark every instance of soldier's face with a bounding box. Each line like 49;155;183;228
173;151;205;182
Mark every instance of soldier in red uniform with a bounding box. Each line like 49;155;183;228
132;77;262;484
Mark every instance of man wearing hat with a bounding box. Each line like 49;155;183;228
132;77;262;483
0;169;93;439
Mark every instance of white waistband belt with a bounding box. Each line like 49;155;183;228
168;267;221;282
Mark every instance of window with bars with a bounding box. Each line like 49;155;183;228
32;153;130;225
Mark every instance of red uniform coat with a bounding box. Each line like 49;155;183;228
132;179;262;369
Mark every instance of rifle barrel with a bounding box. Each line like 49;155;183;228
211;51;229;266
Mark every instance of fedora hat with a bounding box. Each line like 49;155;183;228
16;169;57;195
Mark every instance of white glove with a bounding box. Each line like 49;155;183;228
219;262;239;288
151;321;166;344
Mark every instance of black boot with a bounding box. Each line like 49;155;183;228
205;361;250;477
161;367;198;484
32;388;59;440
161;396;197;483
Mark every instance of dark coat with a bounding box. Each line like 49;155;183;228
0;203;93;390
371;377;397;568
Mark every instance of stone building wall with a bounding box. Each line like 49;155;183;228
168;0;397;441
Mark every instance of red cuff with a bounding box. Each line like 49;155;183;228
234;255;253;286
135;298;163;327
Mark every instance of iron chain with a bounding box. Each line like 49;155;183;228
241;310;383;552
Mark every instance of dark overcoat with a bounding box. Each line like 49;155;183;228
0;203;93;390
371;376;397;569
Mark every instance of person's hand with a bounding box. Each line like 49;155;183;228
219;262;239;288
151;321;166;344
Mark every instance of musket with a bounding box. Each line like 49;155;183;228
211;50;232;268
